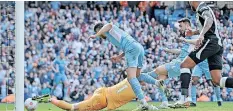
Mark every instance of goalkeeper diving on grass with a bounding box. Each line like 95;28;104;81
32;71;162;111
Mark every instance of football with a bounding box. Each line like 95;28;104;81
24;98;38;111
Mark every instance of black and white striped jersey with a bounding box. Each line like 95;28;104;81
196;2;222;46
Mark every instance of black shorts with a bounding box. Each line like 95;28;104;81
189;37;223;71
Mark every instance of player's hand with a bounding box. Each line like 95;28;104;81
195;35;204;49
111;55;122;63
185;30;193;36
89;35;97;39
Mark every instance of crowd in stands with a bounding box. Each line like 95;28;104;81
1;1;233;102
0;2;16;101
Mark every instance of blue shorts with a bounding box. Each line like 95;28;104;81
54;73;68;85
192;60;211;80
124;42;144;68
165;59;182;78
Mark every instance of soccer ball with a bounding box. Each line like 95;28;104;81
25;98;38;111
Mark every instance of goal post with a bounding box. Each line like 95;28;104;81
15;1;24;111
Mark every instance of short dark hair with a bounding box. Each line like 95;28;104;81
178;18;191;26
94;23;104;32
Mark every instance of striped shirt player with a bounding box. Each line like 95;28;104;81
188;2;223;70
179;2;233;104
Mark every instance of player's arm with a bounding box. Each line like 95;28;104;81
164;48;181;54
186;30;200;36
184;39;198;45
179;37;198;45
199;10;214;37
95;23;113;36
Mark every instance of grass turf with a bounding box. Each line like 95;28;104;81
0;102;233;111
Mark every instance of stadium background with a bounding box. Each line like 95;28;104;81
1;1;233;104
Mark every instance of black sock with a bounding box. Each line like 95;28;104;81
180;68;191;96
225;78;233;88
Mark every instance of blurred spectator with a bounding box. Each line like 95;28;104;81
227;47;233;64
41;83;51;95
221;4;230;26
221;4;230;19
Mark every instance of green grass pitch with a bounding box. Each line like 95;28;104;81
1;102;233;111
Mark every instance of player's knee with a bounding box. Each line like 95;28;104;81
212;78;220;86
180;60;195;69
154;67;164;75
136;69;141;77
126;68;137;78
154;68;160;74
158;75;167;80
192;77;199;85
180;62;190;68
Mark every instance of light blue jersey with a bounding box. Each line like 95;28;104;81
104;24;144;68
104;24;136;51
165;36;196;78
177;36;196;61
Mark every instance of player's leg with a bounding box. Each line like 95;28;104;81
34;88;108;111
180;39;220;102
214;86;222;106
148;64;169;102
137;70;164;88
203;61;222;106
127;68;152;109
180;56;196;101
190;64;202;106
148;63;180;109
191;76;200;106
157;75;173;109
158;75;169;102
125;42;157;110
61;74;70;101
139;68;169;108
219;74;233;90
136;43;162;88
209;50;233;88
125;43;146;106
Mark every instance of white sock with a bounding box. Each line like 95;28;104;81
220;77;227;88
